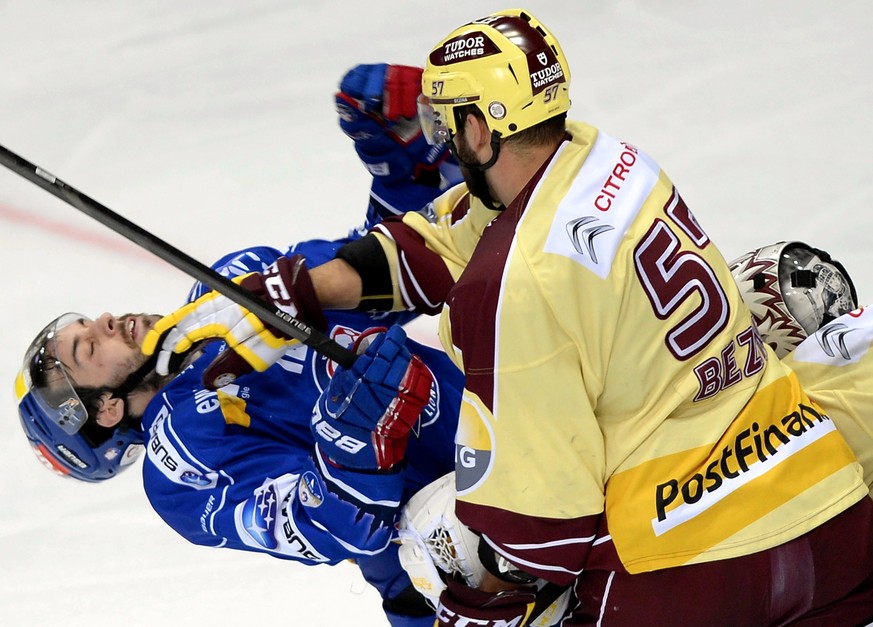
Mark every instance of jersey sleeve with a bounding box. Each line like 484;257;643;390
348;159;464;238
188;241;419;328
365;185;502;314
186;245;285;301
142;386;407;566
230;454;405;563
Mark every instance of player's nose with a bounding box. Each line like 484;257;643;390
95;312;117;336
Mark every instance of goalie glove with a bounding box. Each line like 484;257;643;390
397;472;571;626
311;325;433;471
336;63;449;186
398;472;484;607
142;254;326;388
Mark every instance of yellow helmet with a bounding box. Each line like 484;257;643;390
418;8;571;146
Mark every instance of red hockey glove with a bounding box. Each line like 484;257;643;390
435;576;537;627
143;255;326;388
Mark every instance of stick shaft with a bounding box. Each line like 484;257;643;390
0;144;356;368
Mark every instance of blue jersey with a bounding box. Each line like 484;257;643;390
141;242;462;626
347;164;463;238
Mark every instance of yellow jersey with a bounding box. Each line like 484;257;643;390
370;120;866;582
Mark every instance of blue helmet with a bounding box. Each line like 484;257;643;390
15;313;145;482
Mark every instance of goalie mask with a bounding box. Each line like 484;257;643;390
15;313;145;482
417;9;571;148
729;242;857;358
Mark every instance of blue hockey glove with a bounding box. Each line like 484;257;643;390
336;63;449;186
311;325;434;471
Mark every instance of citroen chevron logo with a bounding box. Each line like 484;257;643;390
817;323;855;360
566;216;614;264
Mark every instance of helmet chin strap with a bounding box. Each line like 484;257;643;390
111;353;158;402
449;129;502;172
106;353;159;425
110;343;200;417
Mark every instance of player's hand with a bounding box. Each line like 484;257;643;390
142;254;326;387
434;576;537;627
339;63;422;120
311;325;433;471
336;63;449;186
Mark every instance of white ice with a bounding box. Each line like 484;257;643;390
1;1;872;625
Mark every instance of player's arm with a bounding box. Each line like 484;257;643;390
277;454;406;561
179;458;407;564
309;255;365;309
141;400;403;563
142;212;455;386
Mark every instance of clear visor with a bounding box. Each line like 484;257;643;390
22;313;91;435
416;94;451;146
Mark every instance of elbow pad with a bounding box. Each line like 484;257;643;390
336;234;394;311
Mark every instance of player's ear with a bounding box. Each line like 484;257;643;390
95;394;125;428
463;113;490;151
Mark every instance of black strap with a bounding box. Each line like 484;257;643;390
382;583;435;618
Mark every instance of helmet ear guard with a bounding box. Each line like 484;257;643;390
729;241;858;358
17;386;144;482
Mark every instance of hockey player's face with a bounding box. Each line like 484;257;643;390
51;313;161;389
454;130;500;209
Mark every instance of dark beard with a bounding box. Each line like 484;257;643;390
454;135;503;210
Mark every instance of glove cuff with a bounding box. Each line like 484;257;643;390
274;255;328;332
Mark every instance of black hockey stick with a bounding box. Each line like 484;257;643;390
0;143;357;368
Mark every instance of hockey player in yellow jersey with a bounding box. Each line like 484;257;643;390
146;9;873;625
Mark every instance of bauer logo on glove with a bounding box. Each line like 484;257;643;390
310;325;433;471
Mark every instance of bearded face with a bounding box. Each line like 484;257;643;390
452;128;502;210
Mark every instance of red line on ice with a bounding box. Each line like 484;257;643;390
0;200;165;265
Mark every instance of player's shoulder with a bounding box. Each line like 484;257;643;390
789;306;873;366
141;373;230;497
416;182;474;224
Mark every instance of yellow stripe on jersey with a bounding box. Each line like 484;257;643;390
786;306;873;498
218;390;251;428
606;373;864;572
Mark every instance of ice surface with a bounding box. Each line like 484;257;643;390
1;1;872;625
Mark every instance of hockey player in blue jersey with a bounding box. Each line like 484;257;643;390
14;64;463;627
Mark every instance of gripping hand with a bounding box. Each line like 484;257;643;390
311;325;433;471
143;255;326;388
336;63;448;186
435;577;537;627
